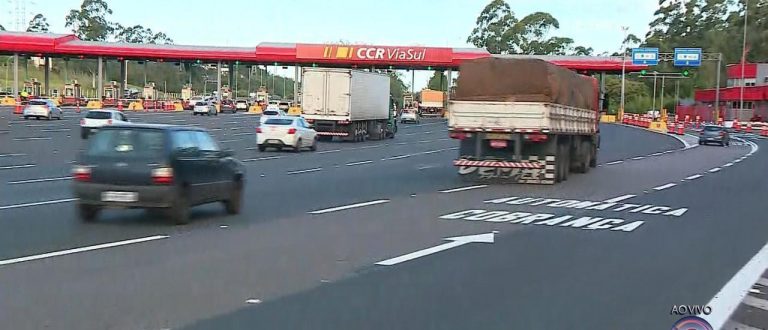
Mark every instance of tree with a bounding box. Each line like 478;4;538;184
0;24;5;31
572;46;594;56
65;0;116;41
388;72;408;108
114;24;173;44
467;0;584;55
26;14;50;33
427;71;447;91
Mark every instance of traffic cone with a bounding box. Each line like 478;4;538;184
667;122;675;134
13;100;22;114
117;99;123;111
746;123;753;134
676;123;685;135
76;102;81;113
733;120;741;131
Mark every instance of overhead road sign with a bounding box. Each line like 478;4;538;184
673;48;702;67
632;48;659;65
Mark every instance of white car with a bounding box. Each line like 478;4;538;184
193;101;217;116
260;108;287;124
400;109;420;124
23;99;63;120
256;116;317;152
80;109;129;139
235;99;249;111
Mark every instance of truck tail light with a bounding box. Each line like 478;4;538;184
72;165;91;182
287;128;296;134
523;134;548;142
489;140;508;148
151;167;174;185
449;132;471;140
255;127;262;133
337;120;350;125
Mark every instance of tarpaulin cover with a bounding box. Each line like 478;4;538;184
455;57;596;110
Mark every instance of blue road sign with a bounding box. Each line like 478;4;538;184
673;48;702;67
631;48;659;65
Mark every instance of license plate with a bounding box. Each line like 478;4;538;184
101;191;138;202
486;133;511;140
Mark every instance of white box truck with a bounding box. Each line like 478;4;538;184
301;68;396;141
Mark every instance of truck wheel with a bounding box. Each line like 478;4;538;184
556;144;570;182
575;141;591;173
589;144;597;168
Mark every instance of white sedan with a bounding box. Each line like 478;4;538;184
256;116;317;152
80;109;130;139
23;99;63;120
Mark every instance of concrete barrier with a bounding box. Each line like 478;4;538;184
128;101;144;111
86;100;103;109
0;97;16;106
600;115;616;123
288;106;302;116
174;101;184;111
248;105;262;114
649;121;667;133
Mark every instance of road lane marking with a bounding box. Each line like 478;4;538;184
414;148;453;156
0;235;169;267
440;185;488;193
219;139;240;143
286;167;322;175
650;152;664;156
345;160;373;166
170;119;187;122
308;199;389;214
704;241;768;328
13;137;52;141
653;183;677;191
40;128;72;132
394;142;409;145
418;165;438;170
417;140;434;143
231;132;254;136
0;198;78;211
354;145;385;150
684;174;703;180
242;156;282;162
605;160;624;165
230;127;243;130
376;232;495;266
0;153;26;157
316;149;341;154
0;164;36;170
743;296;768;311
734;159;742;163
631;156;645;160
8;176;73;185
709;167;722;173
723;162;734;167
602;194;636;203
382;154;411;161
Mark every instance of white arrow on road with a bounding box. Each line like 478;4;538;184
375;232;495;266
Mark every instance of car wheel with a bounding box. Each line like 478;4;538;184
224;182;243;215
77;204;99;222
47;113;52;121
294;139;302;153
309;138;317;151
698;141;703;145
168;192;190;225
258;145;266;152
81;130;88;139
23;116;28;120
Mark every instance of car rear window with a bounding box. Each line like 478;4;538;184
195;102;206;106
263;110;279;116
85;111;111;119
236;100;247;103
704;126;722;132
29;100;48;106
264;118;294;125
86;129;166;159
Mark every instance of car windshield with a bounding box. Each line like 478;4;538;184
85;111;111;119
264;118;294;125
86;129;166;159
704;126;722;132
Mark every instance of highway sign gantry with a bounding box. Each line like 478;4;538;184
673;48;703;67
632;48;659;66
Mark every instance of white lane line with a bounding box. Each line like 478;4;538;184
631;156;645;160
0;153;26;157
40;128;72;132
13;137;52;141
723;162;734;167
382;154;411;161
703;241;768;329
394;142;409;145
345;160;373;166
605;160;624;165
210;128;224;131
316;149;342;154
414;148;452;156
653;183;677;191
8;176;73;185
225;121;239;124
170;119;187;122
650;152;664;156
0;164;36;170
417;165;438;170
0;235;169;267
308;199;390;214
230;127;242;130
232;132;254;136
417;140;434;143
684;174;703;180
286;167;323;175
219;139;240;143
355;145;385;150
440;185;488;193
743;296;768;311
602;194;636;203
709;167;722;173
242;156;282;162
734;159;742;163
0;198;78;211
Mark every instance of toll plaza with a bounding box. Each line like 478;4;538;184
0;31;646;111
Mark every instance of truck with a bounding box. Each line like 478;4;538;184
301;68;396;141
419;89;445;117
448;58;599;184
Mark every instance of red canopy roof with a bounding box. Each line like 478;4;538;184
695;86;768;102
0;31;643;72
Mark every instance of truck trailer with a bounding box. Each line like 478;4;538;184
301;68;396;141
448;57;599;184
419;89;445;117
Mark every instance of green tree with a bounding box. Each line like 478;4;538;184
467;0;589;55
65;0;116;41
115;24;173;44
26;14;50;32
572;46;594;56
0;24;6;31
427;71;447;91
388;72;408;108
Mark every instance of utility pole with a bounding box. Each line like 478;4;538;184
652;73;658;111
620;26;629;117
715;53;722;122
660;75;666;113
739;0;748;113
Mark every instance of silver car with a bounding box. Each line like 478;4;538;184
192;101;217;116
699;125;730;146
23;99;63;120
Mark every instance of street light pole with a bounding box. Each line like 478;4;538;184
739;0;748;113
620;26;629;116
652;73;658;111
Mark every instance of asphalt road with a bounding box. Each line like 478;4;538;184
0;108;765;330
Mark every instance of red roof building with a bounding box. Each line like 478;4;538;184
691;62;768;121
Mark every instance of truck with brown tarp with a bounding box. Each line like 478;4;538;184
448;57;600;184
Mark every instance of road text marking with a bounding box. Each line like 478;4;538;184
308;199;389;214
603;194;637;203
0;235;169;266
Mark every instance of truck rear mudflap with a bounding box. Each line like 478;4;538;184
454;156;556;185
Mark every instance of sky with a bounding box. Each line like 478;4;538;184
3;0;659;90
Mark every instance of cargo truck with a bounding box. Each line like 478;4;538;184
419;89;445;117
448;58;599;184
301;68;396;141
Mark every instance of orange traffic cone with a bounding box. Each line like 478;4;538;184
676;124;685;135
13;100;22;114
746;123;753;134
761;127;768;137
117;99;123;111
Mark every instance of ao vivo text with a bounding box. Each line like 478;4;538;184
670;305;712;316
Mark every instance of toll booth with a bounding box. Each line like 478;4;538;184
102;81;120;107
23;79;42;98
181;84;194;101
143;83;157;100
61;80;83;106
50;89;59;98
255;86;268;106
220;85;232;100
403;92;415;109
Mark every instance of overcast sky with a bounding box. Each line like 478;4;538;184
3;0;658;89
